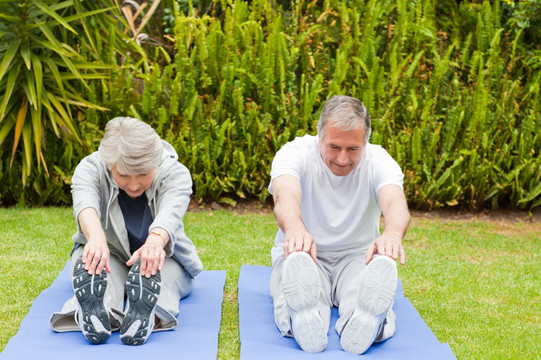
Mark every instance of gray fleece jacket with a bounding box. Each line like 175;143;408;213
70;140;203;278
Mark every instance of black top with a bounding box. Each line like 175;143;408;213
118;189;153;254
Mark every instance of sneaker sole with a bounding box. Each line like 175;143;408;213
72;257;111;344
340;256;397;354
282;252;327;353
120;260;161;345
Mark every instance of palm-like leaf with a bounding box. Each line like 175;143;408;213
0;0;115;184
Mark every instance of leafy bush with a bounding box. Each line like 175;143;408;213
1;0;539;211
0;0;142;205
0;1;115;184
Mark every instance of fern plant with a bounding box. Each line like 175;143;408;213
1;0;539;210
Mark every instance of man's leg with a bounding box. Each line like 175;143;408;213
335;254;397;354
270;252;331;353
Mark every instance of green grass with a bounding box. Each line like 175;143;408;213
0;207;539;359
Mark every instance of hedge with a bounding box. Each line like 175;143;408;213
0;0;539;210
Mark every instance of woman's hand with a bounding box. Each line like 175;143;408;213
82;236;111;275
126;232;166;277
78;208;111;275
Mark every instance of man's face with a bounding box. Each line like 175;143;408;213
318;124;365;176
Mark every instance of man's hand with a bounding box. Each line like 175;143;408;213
284;228;317;262
366;184;410;265
272;174;318;262
365;232;405;265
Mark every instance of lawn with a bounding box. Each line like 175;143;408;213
0;207;539;359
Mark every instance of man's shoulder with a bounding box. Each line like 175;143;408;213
362;143;404;181
365;142;385;153
271;134;318;181
277;134;317;156
287;134;317;146
364;143;395;161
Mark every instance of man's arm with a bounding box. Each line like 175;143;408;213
365;184;410;265
272;174;317;261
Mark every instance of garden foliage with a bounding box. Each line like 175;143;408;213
0;0;540;210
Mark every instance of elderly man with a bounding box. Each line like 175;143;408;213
268;95;410;354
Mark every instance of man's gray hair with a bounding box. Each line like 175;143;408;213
317;95;371;143
98;117;163;174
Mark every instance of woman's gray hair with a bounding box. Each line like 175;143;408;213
317;95;371;143
98;117;163;174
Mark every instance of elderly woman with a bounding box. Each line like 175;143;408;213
50;117;203;345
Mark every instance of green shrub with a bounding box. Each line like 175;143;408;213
1;0;539;210
0;0;143;205
0;1;116;185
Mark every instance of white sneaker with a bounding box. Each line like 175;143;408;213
282;252;327;353
340;255;397;354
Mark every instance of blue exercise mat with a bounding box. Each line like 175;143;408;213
239;265;456;359
1;262;226;359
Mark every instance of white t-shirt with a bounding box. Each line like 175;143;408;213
268;134;404;262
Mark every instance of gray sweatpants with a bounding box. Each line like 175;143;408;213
269;249;396;339
50;246;194;333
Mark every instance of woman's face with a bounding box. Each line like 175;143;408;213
111;165;156;199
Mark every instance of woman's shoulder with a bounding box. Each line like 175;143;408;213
75;151;106;171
